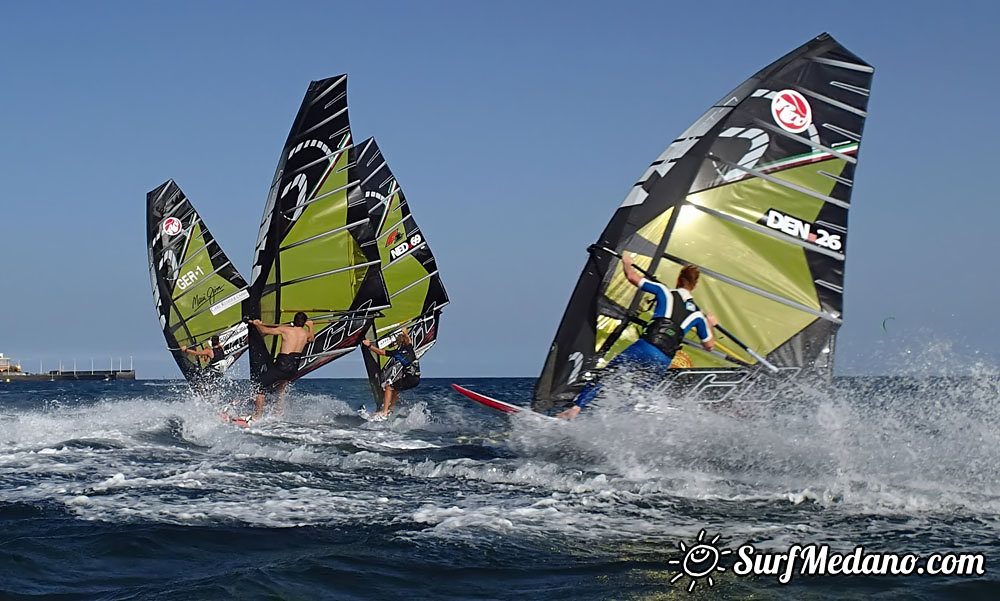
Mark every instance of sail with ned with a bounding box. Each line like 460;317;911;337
354;138;449;404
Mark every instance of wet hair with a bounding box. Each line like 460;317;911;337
210;335;220;347
396;330;412;347
293;312;308;327
676;265;700;290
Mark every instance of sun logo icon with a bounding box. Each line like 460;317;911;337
668;529;731;593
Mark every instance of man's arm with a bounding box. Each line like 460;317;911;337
251;319;283;336
693;312;717;352
362;339;386;356
180;346;213;359
621;253;643;287
304;320;315;343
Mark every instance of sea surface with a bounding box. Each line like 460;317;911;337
1;376;998;600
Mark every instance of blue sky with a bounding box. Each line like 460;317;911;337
1;1;998;378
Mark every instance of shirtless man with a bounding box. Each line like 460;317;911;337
248;312;314;419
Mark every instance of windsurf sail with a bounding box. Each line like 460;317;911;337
246;75;390;382
534;33;873;409
147;179;249;382
354;138;449;403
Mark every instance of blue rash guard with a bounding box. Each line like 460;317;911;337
573;278;712;409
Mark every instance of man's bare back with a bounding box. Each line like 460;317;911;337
273;323;312;354
247;316;315;420
249;319;315;353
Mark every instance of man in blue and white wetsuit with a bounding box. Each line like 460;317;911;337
557;254;717;419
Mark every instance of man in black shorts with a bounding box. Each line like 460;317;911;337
362;327;419;418
248;312;314;419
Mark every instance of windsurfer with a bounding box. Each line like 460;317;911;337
249;312;314;419
180;335;228;394
362;328;420;418
180;336;225;367
557;254;716;419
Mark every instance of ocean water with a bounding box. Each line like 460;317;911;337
1;376;998;600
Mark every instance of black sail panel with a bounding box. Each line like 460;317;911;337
147;180;249;383
534;33;873;409
246;75;390;383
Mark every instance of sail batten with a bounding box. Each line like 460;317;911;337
281;180;362;214
706;154;851;209
660;252;842;323
685;203;845;260
279;218;371;251
793;86;868;116
809;57;873;72
751;119;858;162
282;143;355;181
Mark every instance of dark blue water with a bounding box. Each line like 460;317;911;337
1;377;998;600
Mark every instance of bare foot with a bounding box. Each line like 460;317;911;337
556;406;581;420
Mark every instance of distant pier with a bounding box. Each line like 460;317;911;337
0;354;136;382
1;369;136;382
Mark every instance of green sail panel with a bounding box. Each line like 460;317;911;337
246;75;390;382
534;33;873;409
353;138;449;404
147;180;249;383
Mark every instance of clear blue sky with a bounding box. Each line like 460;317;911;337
1;1;998;378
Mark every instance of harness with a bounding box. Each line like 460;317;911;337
208;345;226;366
392;347;420;378
642;316;683;356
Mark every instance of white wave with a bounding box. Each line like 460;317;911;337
1;351;997;553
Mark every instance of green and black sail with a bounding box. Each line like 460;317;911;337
534;33;873;409
354;138;449;403
147;179;250;382
246;75;390;382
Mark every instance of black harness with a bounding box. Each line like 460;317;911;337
208;345;226;366
392;345;420;378
642;316;683;356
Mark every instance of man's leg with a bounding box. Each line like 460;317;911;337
375;385;393;417
253;393;266;419
275;381;289;416
386;389;400;414
560;342;663;418
564;345;636;414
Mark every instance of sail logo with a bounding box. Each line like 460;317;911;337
176;265;205;290
389;233;424;260
162;217;182;236
762;209;842;251
771;90;812;133
566;352;585;385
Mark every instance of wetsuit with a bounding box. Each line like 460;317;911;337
207;345;226;370
574;278;712;409
259;352;302;391
383;343;420;391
